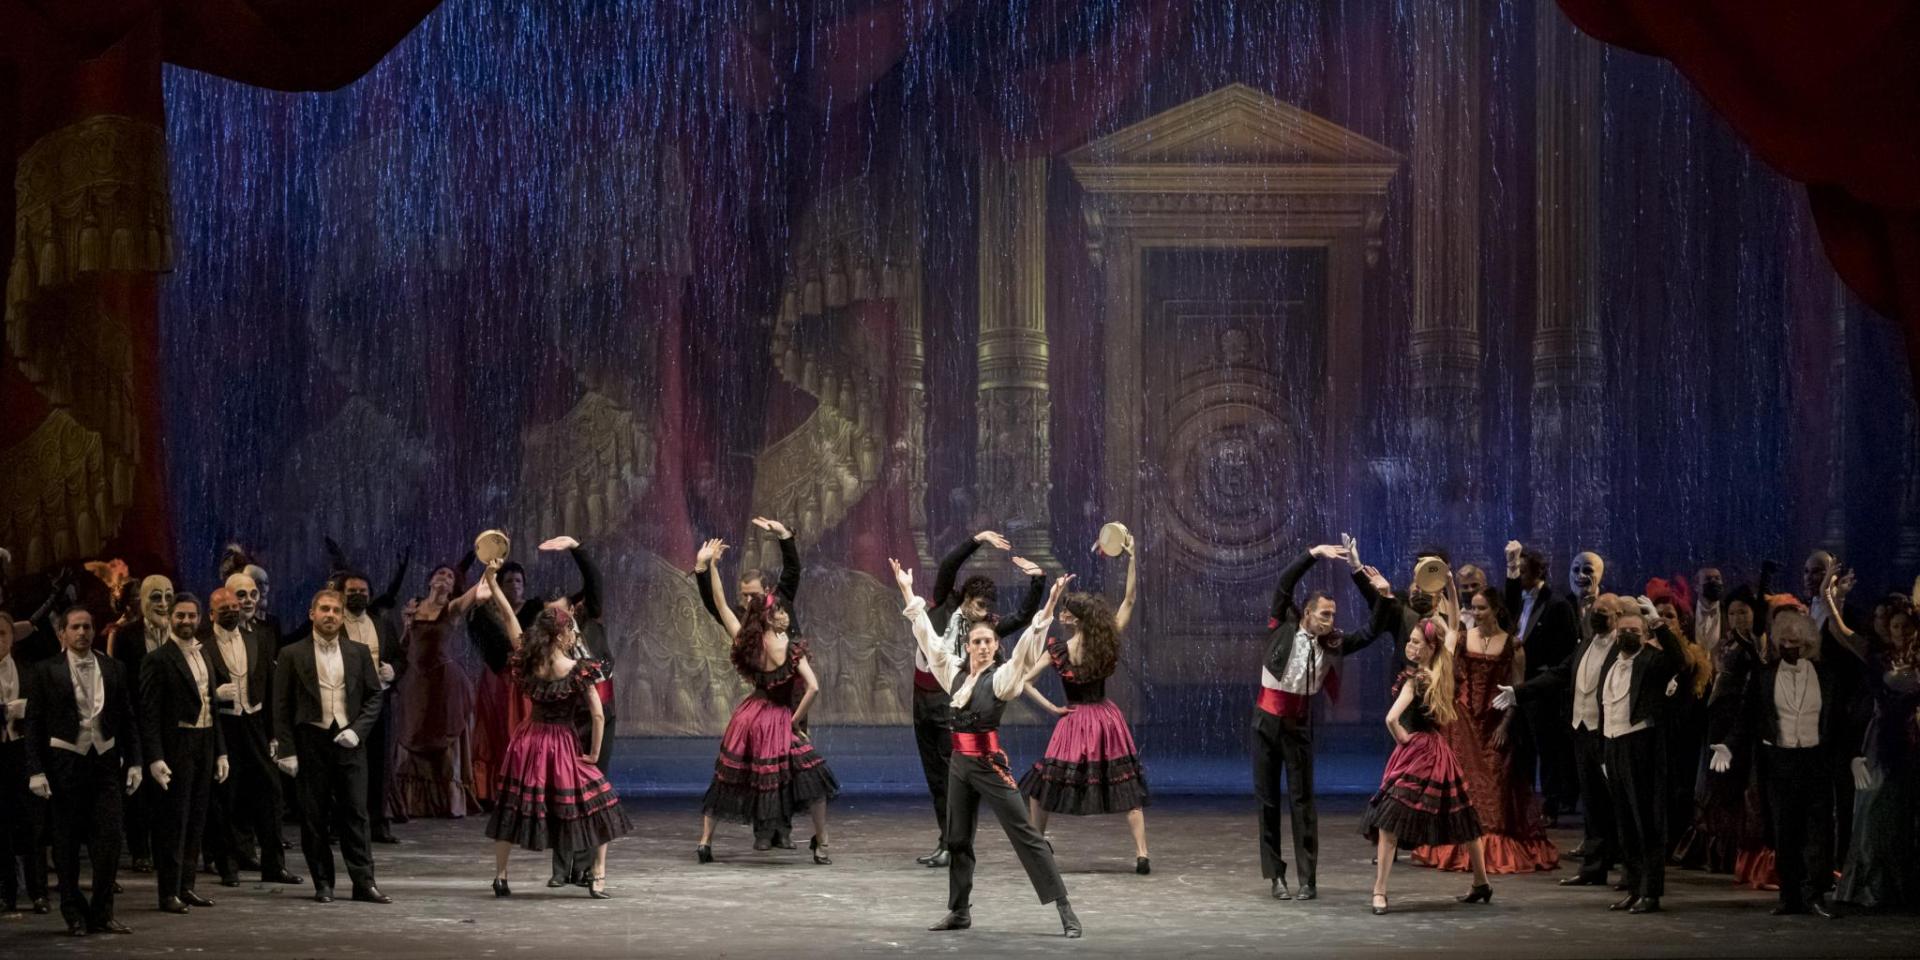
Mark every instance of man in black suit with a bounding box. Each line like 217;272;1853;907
1503;541;1580;818
1252;543;1382;902
112;573;173;875
906;530;1046;868
203;587;301;886
334;571;403;844
139;594;229;915
0;617;50;916
25;607;143;936
1710;607;1865;918
1591;604;1686;914
693;518;800;849
273;590;390;904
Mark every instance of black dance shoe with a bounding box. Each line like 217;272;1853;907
1810;900;1838;920
1609;894;1639;911
313;886;335;904
753;836;773;851
1271;877;1292;901
219;874;241;888
67;919;89;936
492;877;512;898
263;870;303;885
351;885;393;904
90;919;133;935
33;897;52;914
929;908;972;931
130;858;152;874
159;897;190;915
1294;885;1318;901
1058;899;1083;939
1629;897;1661;914
181;891;215;908
696;844;713;864
1136;857;1151;875
810;836;832;865
587;875;610;900
916;844;948;867
1371;895;1389;916
1559;875;1606;887
775;834;797;850
1457;883;1494;905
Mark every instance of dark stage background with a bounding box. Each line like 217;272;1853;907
6;2;1918;782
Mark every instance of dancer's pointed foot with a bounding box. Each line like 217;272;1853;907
1058;899;1082;938
1457;883;1493;904
695;844;713;864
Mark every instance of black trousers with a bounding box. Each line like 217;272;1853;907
151;727;216;904
912;686;953;841
553;712;615;882
1766;744;1836;908
1251;712;1317;885
0;739;49;906
47;748;124;926
125;770;157;863
209;711;287;879
945;750;1067;911
1603;727;1667;899
1570;725;1617;881
367;704;392;835
293;725;375;892
1516;699;1578;814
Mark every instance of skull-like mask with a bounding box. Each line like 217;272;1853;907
225;573;260;620
140;574;175;627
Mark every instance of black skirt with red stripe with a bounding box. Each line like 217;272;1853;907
1361;729;1485;849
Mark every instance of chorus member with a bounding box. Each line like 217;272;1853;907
1502;541;1579;819
334;571;403;844
895;559;1081;938
0;618;50;916
113;574;172;874
1594;601;1687;914
139;594;229;914
204;588;300;886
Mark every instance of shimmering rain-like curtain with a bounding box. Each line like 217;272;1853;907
0;0;442;577
1556;0;1920;376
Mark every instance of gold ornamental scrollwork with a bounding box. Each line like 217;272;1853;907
0;410;116;570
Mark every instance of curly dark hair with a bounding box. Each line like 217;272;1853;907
730;593;789;679
510;606;576;681
1061;591;1120;681
959;575;998;605
1474;586;1514;636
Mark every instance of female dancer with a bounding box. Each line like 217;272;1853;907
1679;589;1773;876
1361;610;1493;915
389;563;482;819
1412;587;1558;873
479;560;631;897
696;539;839;864
1836;597;1920;910
1017;533;1151;873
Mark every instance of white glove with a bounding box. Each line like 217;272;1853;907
1852;756;1878;791
125;766;143;794
1636;595;1659;623
28;773;50;799
216;755;230;784
1709;744;1732;773
1492;685;1517;711
1665;677;1679;697
150;760;173;790
277;755;299;777
269;738;278;757
4;698;24;719
377;663;395;685
334;729;360;749
215;682;238;702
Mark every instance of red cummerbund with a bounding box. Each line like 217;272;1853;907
1257;687;1310;720
950;731;1002;756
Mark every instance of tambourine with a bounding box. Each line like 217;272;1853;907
1414;556;1452;595
1096;522;1133;558
474;529;512;564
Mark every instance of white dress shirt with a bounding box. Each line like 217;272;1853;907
1572;634;1616;732
342;613;385;687
1264;629;1331;695
56;650;112;755
175;638;214;728
903;597;1052;708
213;624;257;714
1695;602;1722;654
1772;659;1822;749
0;656;19;742
311;635;351;730
143;619;168;654
1602;649;1651;739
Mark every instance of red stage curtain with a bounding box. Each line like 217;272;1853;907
1557;0;1920;374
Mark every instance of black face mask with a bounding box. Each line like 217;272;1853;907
1701;582;1724;602
216;612;242;630
344;595;370;616
1588;612;1611;633
1615;629;1644;655
1409;593;1436;617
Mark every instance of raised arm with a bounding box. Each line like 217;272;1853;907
892;558;959;692
541;537;601;621
932;535;991;608
1114;539;1139;633
1271;550;1320;627
751;518;802;607
694;538;725;624
481;560;523;651
373;547;411;614
996;556;1047;638
1003;575;1073;696
704;540;742;639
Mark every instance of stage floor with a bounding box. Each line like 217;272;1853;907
1;796;1909;959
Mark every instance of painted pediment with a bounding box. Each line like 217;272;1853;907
1069;83;1401;168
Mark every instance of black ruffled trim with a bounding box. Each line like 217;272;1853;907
512;658;609;702
701;761;840;829
1361;793;1484;849
1017;757;1151;815
485;802;632;853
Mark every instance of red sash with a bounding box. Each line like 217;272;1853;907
1257;687;1311;720
951;731;1003;756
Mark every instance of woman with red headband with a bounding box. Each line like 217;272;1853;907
1362;612;1494;915
478;560;630;898
695;539;840;865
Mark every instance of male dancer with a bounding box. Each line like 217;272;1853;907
1253;543;1381;901
273;590;390;904
204;588;299;886
1504;541;1580;819
910;530;1045;867
26;608;142;936
114;573;173;874
334;571;402;843
894;559;1080;937
0;617;51;915
139;594;228;914
694;517;799;848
